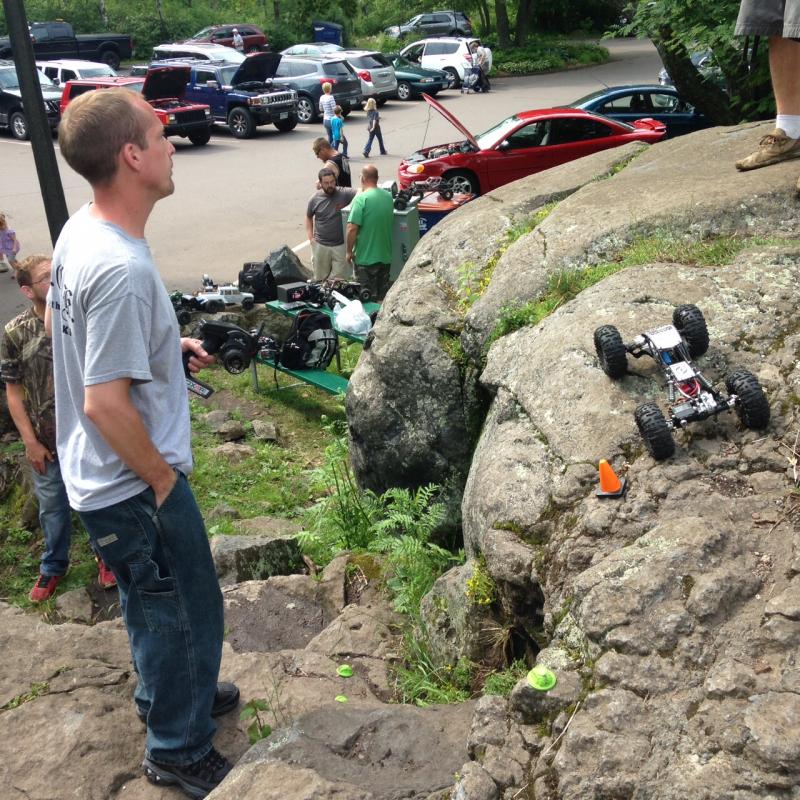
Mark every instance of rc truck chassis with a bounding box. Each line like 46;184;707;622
594;304;770;460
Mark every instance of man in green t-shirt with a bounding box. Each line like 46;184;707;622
346;164;394;300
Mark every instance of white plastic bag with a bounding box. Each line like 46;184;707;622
334;298;372;336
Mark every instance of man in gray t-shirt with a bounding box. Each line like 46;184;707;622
305;167;357;280
48;89;236;796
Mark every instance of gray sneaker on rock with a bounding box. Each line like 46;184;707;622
735;128;800;171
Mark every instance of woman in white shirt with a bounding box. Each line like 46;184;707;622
319;82;336;144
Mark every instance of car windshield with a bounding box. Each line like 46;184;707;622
123;81;145;93
219;66;241;85
392;56;415;69
474;114;521;148
191;27;216;40
81;66;115;78
570;89;608;106
0;68;56;89
405;15;422;26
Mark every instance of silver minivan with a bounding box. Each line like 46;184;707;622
339;50;397;104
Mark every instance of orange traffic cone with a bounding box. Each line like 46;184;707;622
596;459;626;498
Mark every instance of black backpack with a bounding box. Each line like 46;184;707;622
279;310;338;370
238;260;277;303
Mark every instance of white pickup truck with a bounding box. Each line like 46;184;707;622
195;283;255;312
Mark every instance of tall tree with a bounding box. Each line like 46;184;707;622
494;0;510;47
514;0;534;46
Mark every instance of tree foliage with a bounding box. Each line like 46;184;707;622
617;0;773;123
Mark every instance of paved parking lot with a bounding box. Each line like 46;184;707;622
0;38;662;322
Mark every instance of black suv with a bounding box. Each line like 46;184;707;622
0;60;61;140
385;11;472;40
274;55;362;124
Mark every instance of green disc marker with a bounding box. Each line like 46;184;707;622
527;664;557;691
337;664;353;678
335;695;348;703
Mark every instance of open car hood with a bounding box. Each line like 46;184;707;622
143;66;190;101
422;92;478;149
230;51;282;84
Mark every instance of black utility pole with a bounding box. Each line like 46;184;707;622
2;0;69;245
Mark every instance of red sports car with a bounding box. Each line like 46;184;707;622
397;94;667;195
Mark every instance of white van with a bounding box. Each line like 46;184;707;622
36;59;116;85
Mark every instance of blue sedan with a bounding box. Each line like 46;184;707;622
568;85;711;138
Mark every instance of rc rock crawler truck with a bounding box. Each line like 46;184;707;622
594;304;770;460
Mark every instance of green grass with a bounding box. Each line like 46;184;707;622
487;232;799;348
482;659;529;696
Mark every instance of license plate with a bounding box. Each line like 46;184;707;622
279;112;288;119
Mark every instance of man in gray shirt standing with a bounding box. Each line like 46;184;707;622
48;89;237;799
305;167;357;280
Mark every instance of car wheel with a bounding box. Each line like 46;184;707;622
99;49;121;70
635;402;675;461
594;325;627;379
443;67;460;89
725;369;770;429
188;129;211;146
296;95;317;124
443;169;478;195
274;114;298;132
672;304;709;358
9;111;28;141
397;81;413;101
228;107;255;138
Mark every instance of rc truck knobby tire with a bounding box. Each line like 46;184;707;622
594;325;627;379
176;310;192;326
673;304;709;358
242;297;254;311
635;402;675;461
725;369;770;429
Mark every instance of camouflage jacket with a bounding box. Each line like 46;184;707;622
1;307;56;453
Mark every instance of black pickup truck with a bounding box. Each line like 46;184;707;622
0;21;133;70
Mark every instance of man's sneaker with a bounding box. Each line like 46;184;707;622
29;574;61;603
735;128;800;171
142;747;232;799
136;681;240;723
96;558;117;589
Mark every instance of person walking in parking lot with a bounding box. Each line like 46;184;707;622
331;105;349;157
232;28;244;52
50;88;238;799
319;82;336;145
346;164;394;300
363;98;387;157
0;212;20;274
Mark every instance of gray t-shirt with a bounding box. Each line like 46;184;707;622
306;187;357;246
49;204;191;512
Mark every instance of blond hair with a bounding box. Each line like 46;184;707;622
0;212;7;230
59;89;151;186
364;98;377;112
322;82;332;94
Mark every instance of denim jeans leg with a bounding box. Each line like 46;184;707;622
323;118;333;145
30;460;72;576
376;129;386;154
364;130;375;155
79;473;223;766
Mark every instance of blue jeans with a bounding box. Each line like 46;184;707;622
79;473;223;766
364;128;386;156
31;459;72;577
323;118;333;145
